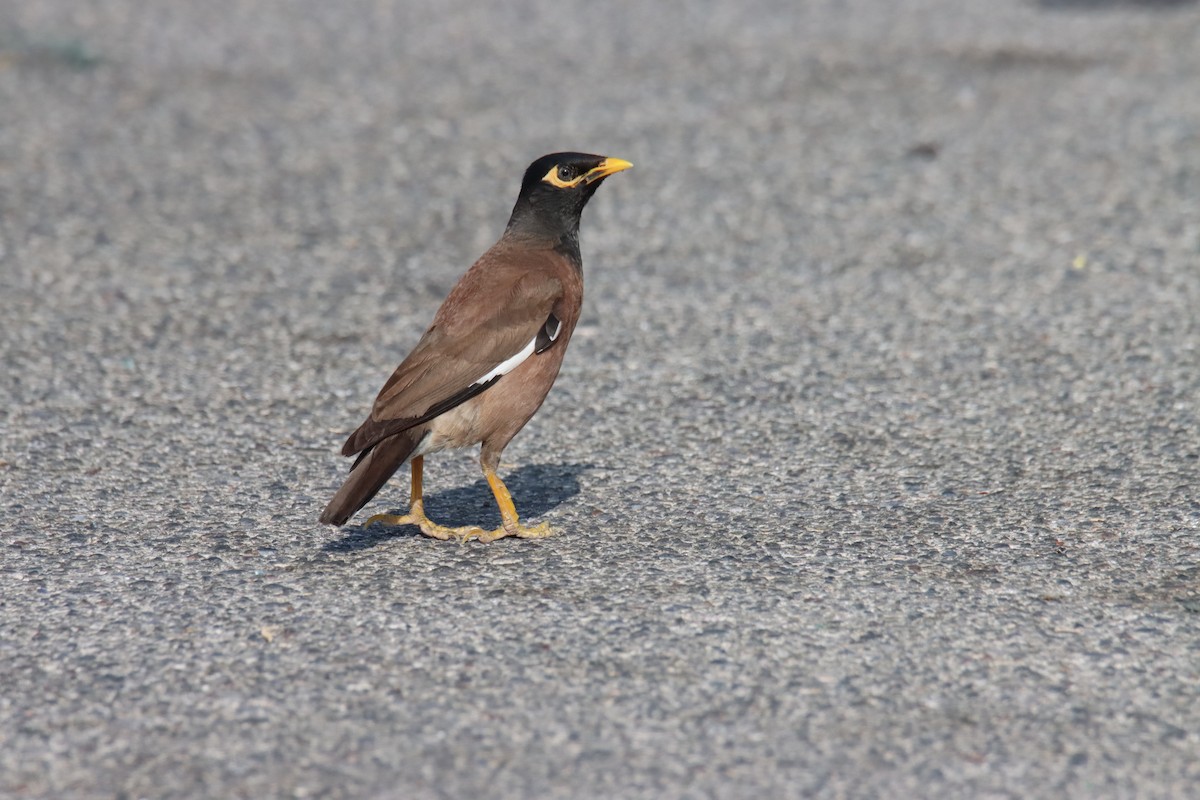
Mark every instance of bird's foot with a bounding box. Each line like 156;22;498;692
475;520;554;543
364;511;484;542
364;512;415;528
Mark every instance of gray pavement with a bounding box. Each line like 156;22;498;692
3;0;1200;797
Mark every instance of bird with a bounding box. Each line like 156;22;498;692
319;152;631;542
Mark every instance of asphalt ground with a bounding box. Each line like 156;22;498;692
2;1;1200;797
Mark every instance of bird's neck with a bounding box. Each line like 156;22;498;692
547;228;582;266
505;216;582;268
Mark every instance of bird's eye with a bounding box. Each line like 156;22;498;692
557;165;572;181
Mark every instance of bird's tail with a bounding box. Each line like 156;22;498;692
319;429;423;526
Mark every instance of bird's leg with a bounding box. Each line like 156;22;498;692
476;462;553;543
365;456;486;541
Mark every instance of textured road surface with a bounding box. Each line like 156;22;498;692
3;1;1200;797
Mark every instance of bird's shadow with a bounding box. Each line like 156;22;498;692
322;462;593;553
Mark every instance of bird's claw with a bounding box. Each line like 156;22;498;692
365;512;484;542
473;520;554;543
365;512;418;529
364;510;551;543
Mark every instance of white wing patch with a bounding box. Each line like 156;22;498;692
474;336;537;386
535;314;562;353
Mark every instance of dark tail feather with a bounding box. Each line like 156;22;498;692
319;430;422;526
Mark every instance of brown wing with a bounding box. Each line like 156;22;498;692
341;248;564;456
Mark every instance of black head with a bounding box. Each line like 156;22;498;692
506;152;632;246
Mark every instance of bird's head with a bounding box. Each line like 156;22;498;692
507;152;632;244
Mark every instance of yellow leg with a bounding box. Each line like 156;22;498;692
365;456;486;541
475;466;553;543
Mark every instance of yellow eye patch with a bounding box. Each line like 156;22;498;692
541;166;585;189
540;158;633;189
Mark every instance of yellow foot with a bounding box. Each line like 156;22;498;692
364;512;485;542
475;520;555;543
365;512;415;528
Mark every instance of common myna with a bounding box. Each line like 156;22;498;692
320;152;631;541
